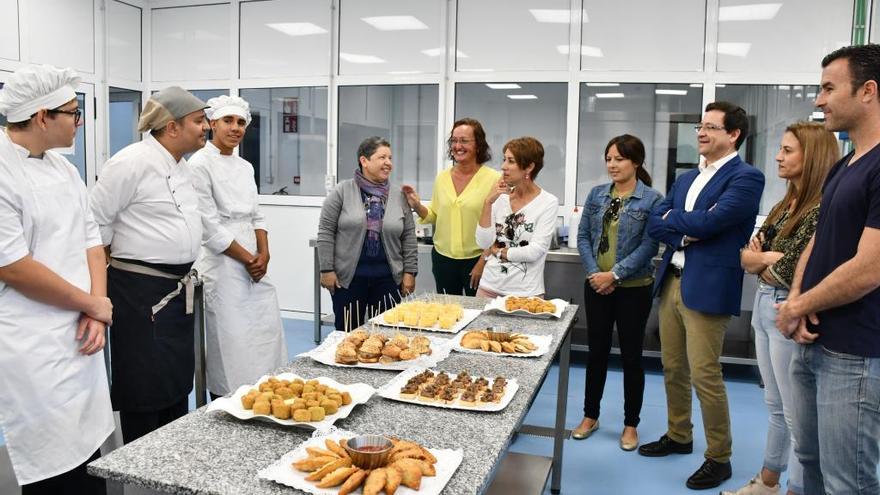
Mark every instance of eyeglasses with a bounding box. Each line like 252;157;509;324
694;123;725;132
598;197;623;254
46;108;82;125
448;138;474;146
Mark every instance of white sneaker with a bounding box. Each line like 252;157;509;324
720;474;780;495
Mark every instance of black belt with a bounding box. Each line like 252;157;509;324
669;265;683;278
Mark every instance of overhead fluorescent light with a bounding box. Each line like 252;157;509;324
507;94;538;100
777;85;791;90
586;82;619;87
420;48;469;58
595;93;625;99
806;92;816;98
361;15;428;31
689;83;703;88
557;45;604;57
529;9;588;23
717;42;751;57
339;53;386;64
811;111;825;119
716;84;727;87
719;3;782;21
389;71;422;75
655;89;688;96
486;83;521;89
266;22;327;37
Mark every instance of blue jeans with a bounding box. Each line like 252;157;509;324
752;282;803;494
790;342;880;494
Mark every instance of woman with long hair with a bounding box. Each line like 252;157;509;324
572;134;663;450
725;122;839;495
403;118;500;295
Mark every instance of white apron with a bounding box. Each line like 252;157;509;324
0;135;115;484
198;219;287;395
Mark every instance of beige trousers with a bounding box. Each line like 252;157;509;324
659;275;733;462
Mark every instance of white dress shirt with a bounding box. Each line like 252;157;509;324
671;151;738;269
188;141;266;255
89;133;202;264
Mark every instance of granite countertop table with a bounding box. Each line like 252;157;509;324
89;296;577;495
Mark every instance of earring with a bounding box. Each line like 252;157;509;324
525;173;530;181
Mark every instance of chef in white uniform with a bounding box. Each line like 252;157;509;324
0;64;115;494
189;95;287;398
89;87;207;444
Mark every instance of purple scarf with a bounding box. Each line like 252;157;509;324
355;168;389;256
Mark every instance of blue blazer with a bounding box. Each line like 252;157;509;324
647;155;764;316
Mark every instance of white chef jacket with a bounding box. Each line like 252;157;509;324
89;133;202;264
188;142;287;395
188;141;266;254
671;151;738;269
0;129;115;484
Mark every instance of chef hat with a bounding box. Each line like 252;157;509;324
137;86;208;133
0;64;80;123
205;95;252;125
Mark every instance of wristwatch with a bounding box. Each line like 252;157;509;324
611;271;621;286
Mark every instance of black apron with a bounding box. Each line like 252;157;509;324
108;259;195;413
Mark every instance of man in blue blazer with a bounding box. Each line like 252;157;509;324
639;102;764;490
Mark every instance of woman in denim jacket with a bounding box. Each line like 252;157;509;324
572;134;663;451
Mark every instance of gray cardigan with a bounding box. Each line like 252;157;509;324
317;179;418;288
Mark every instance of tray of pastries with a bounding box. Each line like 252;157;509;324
301;329;453;371
377;368;518;412
370;300;481;333
482;296;567;319
258;429;463;495
450;329;553;358
206;373;374;429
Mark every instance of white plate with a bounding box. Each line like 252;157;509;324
450;332;552;358
258;428;463;495
482;296;568;319
301;331;454;371
369;308;482;334
377;367;518;412
206;373;374;430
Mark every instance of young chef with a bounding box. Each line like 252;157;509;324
90;87;208;443
188;95;287;399
0;64;115;494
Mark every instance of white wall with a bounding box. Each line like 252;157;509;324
0;0;19;61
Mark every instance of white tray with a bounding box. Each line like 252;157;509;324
258;428;463;495
482;296;568;319
450;332;552;358
301;331;454;371
377;367;518;412
206;373;374;430
369;308;482;334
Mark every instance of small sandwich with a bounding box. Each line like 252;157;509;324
335;344;358;365
357;341;382;363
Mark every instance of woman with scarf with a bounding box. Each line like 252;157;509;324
318;137;418;330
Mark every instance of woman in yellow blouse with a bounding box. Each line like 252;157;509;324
403;118;500;295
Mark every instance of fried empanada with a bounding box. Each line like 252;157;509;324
384;465;402;495
363;468;387;495
305;457;352;481
394;457;436;476
390;448;425;462
306;446;338;459
338;468;367;495
396;461;422;490
291;455;337;472
326;438;349;458
317;466;358;488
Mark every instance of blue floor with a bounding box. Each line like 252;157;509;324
1;319;782;494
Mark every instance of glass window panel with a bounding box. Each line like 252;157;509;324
29;0;94;73
716;0;851;72
581;0;704;71
338;0;443;75
0;81;5;127
455;82;567;201
109;87;142;155
716;84;823;213
873;2;879;42
0;0;19;61
337;85;438;196
107;0;142;81
240;0;331;78
456;0;569;72
577;83;703;201
58;93;88;182
151;4;230;81
240;86;329;196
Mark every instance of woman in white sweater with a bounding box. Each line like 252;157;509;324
475;137;559;297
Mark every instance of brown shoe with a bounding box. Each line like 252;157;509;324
619;427;638;451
